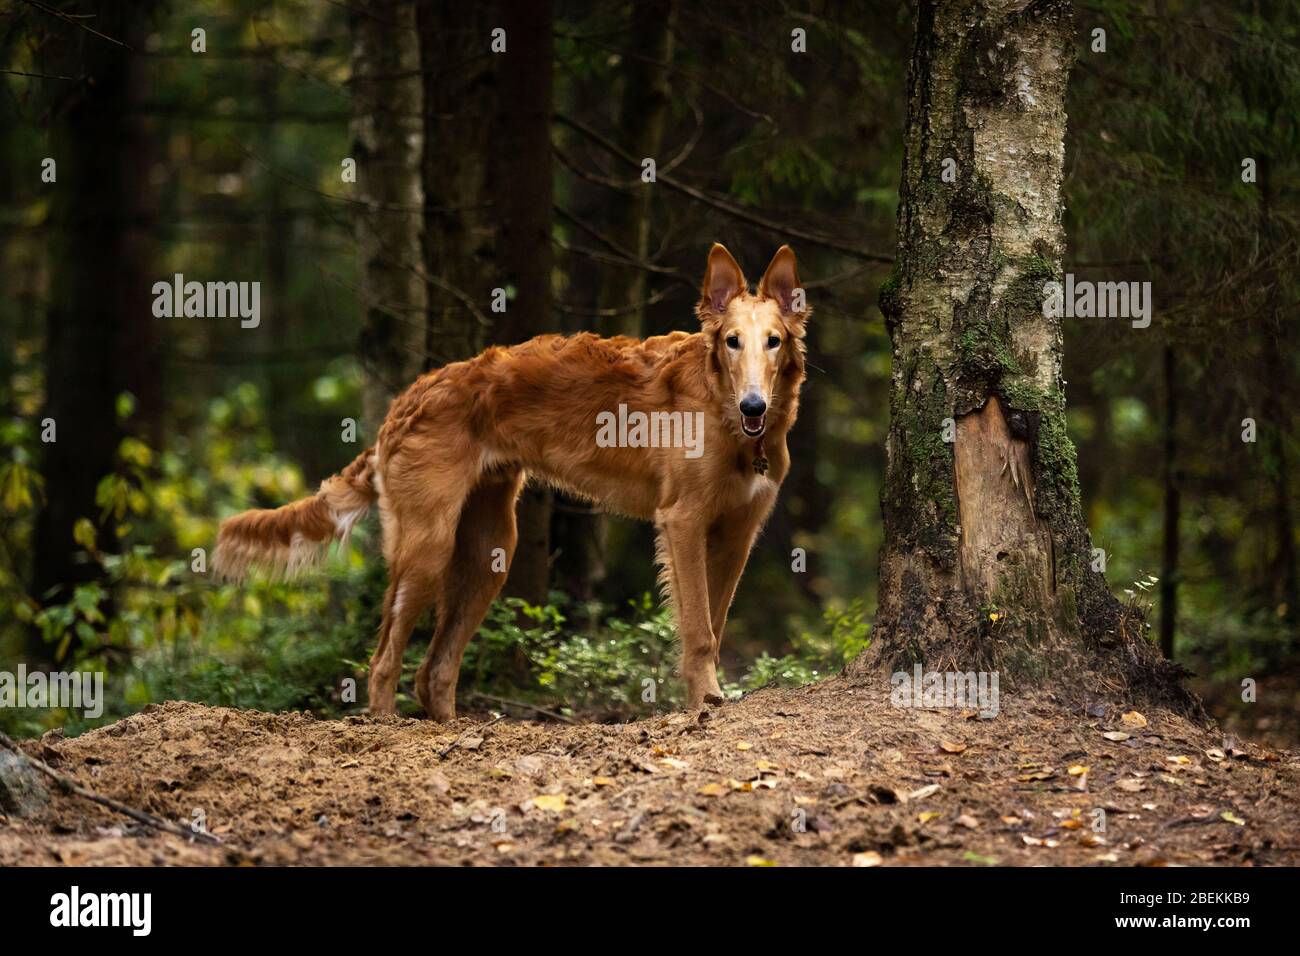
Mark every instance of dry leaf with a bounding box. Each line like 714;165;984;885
697;783;727;797
1102;731;1130;742
1220;811;1246;826
917;811;940;824
593;776;615;788
852;851;883;867
939;740;968;754
1121;711;1148;729
956;814;980;829
736;742;753;751
1068;764;1089;776
909;784;941;801
745;855;776;867
532;794;567;812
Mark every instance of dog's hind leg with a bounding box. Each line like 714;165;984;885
367;453;477;716
415;468;524;721
367;563;440;716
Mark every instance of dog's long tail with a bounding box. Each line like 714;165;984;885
212;447;378;582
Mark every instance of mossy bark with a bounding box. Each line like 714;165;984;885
852;0;1194;711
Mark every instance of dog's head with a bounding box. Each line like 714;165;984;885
696;243;809;439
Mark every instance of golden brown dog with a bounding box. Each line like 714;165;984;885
213;244;808;718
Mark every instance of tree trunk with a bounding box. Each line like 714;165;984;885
31;1;161;660
496;0;556;605
1160;344;1179;659
851;0;1188;705
417;0;498;367
351;0;427;432
553;0;677;606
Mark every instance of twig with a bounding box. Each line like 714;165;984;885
467;692;578;725
19;0;129;49
0;731;221;847
436;715;506;759
554;112;894;264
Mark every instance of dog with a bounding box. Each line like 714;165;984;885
213;243;809;719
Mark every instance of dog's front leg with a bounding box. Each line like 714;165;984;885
657;509;725;708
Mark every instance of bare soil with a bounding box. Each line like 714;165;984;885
2;675;1297;866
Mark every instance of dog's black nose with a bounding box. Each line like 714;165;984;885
739;395;767;417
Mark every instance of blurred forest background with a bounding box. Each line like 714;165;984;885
0;1;1295;742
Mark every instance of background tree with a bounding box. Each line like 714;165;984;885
29;1;162;661
350;0;426;431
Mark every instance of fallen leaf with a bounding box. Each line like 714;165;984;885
1102;731;1130;742
1220;811;1246;826
1121;711;1148;729
593;776;616;788
1068;764;1089;776
909;784;941;801
852;851;883;867
532;794;567;812
1118;779;1145;793
745;855;776;867
917;811;940;824
956;814;980;830
697;783;727;797
939;740;968;754
1167;755;1192;766
736;742;753;751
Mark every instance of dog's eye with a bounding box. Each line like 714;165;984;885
725;335;741;350
767;335;781;349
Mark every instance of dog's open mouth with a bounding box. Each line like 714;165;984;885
741;413;766;437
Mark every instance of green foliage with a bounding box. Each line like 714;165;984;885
730;600;871;693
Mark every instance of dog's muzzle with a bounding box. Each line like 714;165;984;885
739;394;767;437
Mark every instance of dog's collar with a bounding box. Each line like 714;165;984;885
752;434;769;476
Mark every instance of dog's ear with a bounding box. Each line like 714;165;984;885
759;245;808;334
698;243;746;323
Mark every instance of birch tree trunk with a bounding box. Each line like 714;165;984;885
852;0;1187;702
351;0;427;431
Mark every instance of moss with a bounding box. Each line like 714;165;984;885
877;264;904;320
884;352;958;555
1035;407;1082;513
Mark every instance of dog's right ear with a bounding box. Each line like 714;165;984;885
697;243;746;325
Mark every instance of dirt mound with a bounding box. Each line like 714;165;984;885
2;677;1296;866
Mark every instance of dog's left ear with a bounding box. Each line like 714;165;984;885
759;245;809;335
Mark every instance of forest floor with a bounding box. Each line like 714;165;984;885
2;674;1298;866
